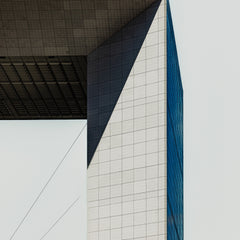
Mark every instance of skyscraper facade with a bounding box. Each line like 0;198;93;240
0;0;183;239
87;0;183;239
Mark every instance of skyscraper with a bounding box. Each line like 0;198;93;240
87;1;183;239
0;0;183;239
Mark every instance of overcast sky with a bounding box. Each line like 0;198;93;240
0;120;87;240
0;0;238;239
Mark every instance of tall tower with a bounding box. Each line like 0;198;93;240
87;0;183;239
0;0;183;239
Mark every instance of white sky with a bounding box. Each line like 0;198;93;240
0;0;238;239
0;120;87;240
170;0;238;239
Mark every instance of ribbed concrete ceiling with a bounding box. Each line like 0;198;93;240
0;0;157;56
0;56;87;119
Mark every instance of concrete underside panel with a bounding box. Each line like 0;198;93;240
0;0;157;56
0;56;87;119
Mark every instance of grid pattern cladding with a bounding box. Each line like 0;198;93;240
0;56;87;119
87;0;167;239
87;1;161;166
167;1;183;240
0;0;157;56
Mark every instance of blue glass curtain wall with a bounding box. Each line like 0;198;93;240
167;1;183;240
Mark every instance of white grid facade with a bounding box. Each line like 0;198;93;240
88;1;167;239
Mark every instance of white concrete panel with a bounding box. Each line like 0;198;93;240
88;0;167;239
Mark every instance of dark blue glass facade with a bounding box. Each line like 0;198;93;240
167;1;183;240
